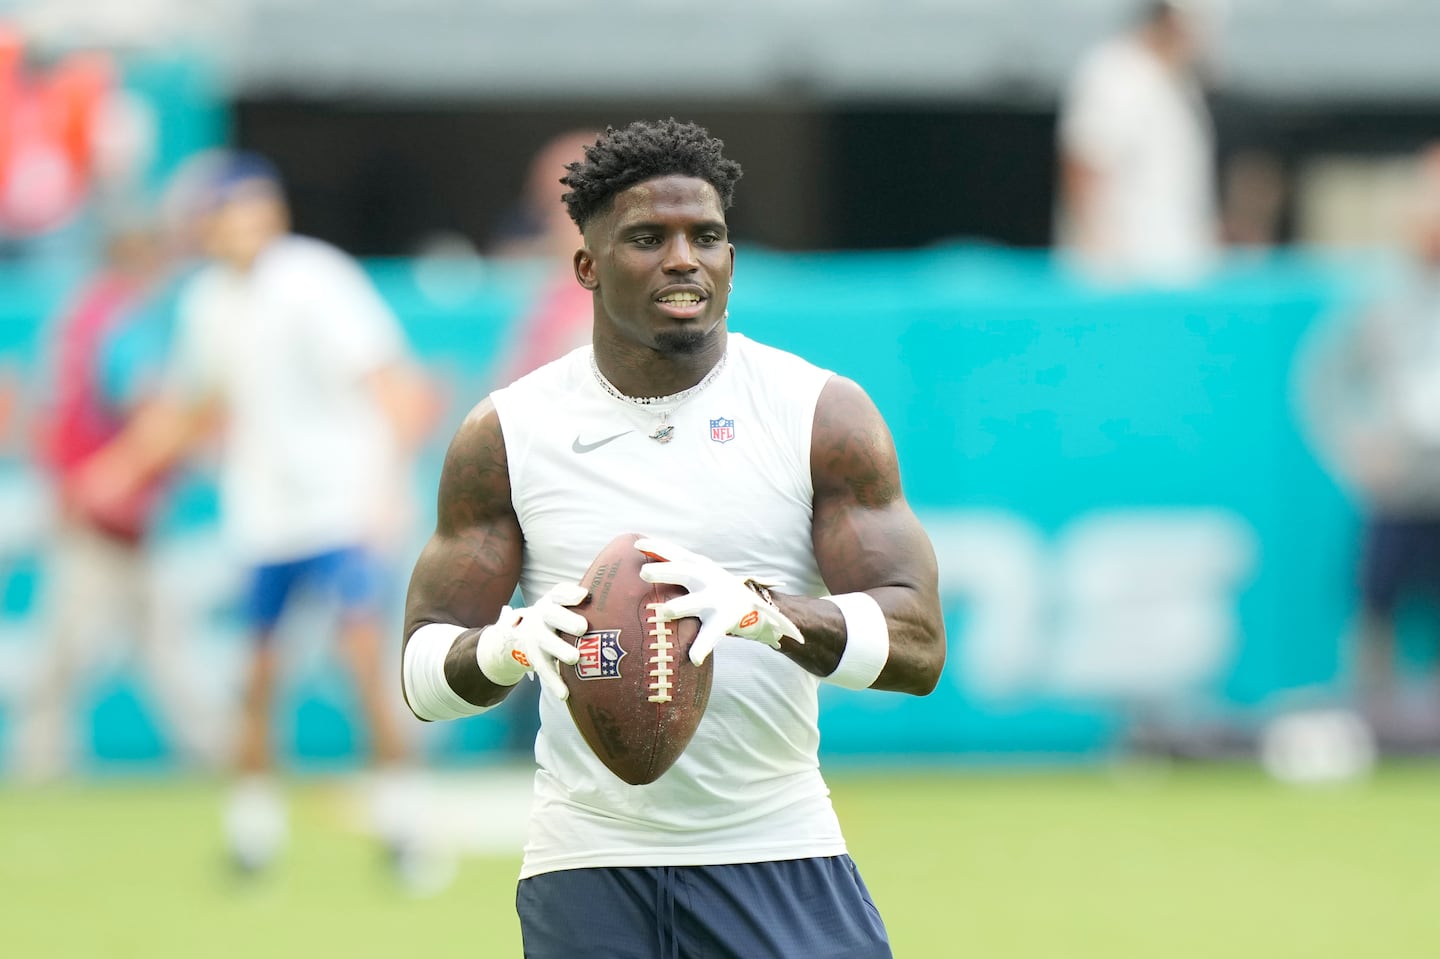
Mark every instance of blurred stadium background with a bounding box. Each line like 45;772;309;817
3;0;1440;956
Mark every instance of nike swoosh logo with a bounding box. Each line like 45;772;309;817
572;430;633;454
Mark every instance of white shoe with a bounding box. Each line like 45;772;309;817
223;777;287;874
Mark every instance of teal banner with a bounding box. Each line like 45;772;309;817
0;248;1373;769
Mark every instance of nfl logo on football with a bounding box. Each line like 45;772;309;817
575;630;625;680
710;417;735;443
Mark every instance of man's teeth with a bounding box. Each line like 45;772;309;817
658;293;702;305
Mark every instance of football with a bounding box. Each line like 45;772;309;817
561;532;711;785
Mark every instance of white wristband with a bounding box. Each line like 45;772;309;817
403;623;492;721
820;592;890;689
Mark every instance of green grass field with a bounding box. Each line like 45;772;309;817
4;763;1439;958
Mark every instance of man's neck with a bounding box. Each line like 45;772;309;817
593;330;728;400
1139;27;1187;73
222;234;284;275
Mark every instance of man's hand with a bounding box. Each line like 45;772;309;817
474;582;588;700
636;537;802;666
67;445;141;522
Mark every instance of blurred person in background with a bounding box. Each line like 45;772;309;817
488;130;597;261
74;152;439;876
1297;143;1440;748
0;26;156;265
486;129;598;388
401;119;945;957
1221;149;1289;250
1057;0;1219;286
14;209;218;783
0;362;20;448
483;130;598;757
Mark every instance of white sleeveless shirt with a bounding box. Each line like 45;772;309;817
491;333;847;878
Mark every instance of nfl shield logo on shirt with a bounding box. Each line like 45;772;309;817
709;417;735;443
574;630;625;680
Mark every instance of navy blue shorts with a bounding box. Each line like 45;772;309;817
516;855;892;959
1360;517;1440;616
242;545;382;633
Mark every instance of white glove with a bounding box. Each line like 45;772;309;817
475;582;588;701
636;537;803;666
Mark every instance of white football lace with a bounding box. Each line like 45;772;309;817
646;603;674;704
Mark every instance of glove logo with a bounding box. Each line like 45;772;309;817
511;649;532;668
574;629;626;680
709;417;735;444
737;611;760;629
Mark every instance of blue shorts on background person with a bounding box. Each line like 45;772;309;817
244;545;383;634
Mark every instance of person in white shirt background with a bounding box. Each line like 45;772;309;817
1057;0;1221;287
1296;143;1440;749
75;152;440;877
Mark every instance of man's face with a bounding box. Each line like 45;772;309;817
577;175;734;355
1150;6;1208;70
201;180;287;268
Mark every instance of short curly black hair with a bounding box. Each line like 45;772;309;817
560;118;743;231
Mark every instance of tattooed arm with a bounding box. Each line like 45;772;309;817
402;397;525;710
771;377;946;696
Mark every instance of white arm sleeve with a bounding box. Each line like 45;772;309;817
403;623;491;721
820;592;890;690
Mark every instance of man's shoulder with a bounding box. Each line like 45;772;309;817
730;332;833;384
263;235;361;277
177;262;233;312
1069;35;1154;97
1086;34;1149;71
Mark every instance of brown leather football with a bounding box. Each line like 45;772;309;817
561;532;711;785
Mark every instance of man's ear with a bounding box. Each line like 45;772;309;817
574;247;599;291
